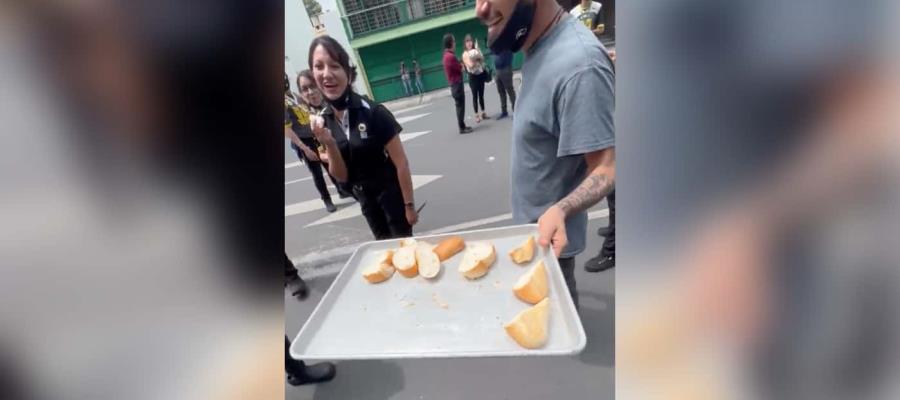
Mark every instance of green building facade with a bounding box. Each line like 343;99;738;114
337;0;525;102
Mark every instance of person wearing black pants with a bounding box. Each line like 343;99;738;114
309;36;419;240
462;34;490;123
469;72;486;119
353;177;412;240
557;257;580;309
286;88;339;212
494;49;516;119
585;189;615;272
442;33;473;134
286;336;336;385
451;82;468;132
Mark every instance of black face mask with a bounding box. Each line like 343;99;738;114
329;86;352;111
488;0;536;54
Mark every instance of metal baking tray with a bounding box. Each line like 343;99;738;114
290;224;587;360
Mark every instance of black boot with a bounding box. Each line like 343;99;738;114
285;274;309;299
584;254;615;273
287;362;336;386
323;197;337;213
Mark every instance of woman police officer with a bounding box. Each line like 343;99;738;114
308;35;418;239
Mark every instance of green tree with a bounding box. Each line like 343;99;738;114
303;0;323;16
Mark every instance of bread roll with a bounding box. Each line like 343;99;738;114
433;236;465;261
509;235;536;265
513;260;548;304
392;246;418;278
362;250;395;283
416;246;442;279
458;242;496;279
504;298;550;349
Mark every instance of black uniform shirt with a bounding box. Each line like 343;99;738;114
322;93;402;184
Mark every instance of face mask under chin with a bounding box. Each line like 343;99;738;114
328;86;352;111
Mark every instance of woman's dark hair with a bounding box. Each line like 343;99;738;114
295;69;315;91
443;33;455;50
284;72;290;93
308;35;357;84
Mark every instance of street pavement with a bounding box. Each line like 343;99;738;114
286;79;614;400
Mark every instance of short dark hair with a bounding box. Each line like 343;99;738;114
296;69;315;90
443;33;455;50
308;35;357;84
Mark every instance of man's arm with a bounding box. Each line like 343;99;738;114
557;147;615;214
538;147;615;256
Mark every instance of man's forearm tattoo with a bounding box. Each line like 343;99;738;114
556;173;614;216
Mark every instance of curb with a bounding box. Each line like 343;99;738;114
383;71;524;112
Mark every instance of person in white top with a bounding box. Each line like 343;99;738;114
570;0;604;37
461;34;491;123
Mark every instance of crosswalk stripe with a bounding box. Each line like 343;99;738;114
392;103;431;115
399;130;431;142
303;175;442;226
396;113;431;125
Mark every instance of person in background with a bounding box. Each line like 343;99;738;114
285;72;338;212
477;0;615;309
412;59;425;97
399;61;412;97
494;49;516;119
462;34;490;123
295;69;354;200
442;33;473;134
309;35;419;239
570;0;605;38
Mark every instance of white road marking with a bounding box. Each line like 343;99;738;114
286;131;430;186
303;175;443;226
395;113;431;125
587;209;611;219
285;176;313;185
392;103;431;115
399;130;431;142
284;195;356;217
425;213;513;235
285;161;302;169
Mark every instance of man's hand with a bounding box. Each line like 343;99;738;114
537;205;568;257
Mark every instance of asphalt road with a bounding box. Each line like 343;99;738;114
286;79;614;400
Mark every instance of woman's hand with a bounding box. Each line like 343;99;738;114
301;146;319;161
310;114;334;146
405;205;419;226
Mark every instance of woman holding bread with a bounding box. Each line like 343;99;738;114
308;35;418;239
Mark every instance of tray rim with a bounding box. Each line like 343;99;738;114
290;223;588;360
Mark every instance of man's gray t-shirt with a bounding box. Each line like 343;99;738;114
511;15;615;258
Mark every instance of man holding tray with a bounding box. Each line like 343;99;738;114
476;0;615;309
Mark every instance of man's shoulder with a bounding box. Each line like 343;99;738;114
541;19;608;65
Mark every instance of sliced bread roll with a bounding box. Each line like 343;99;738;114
504;298;550;349
416;246;442;279
399;238;417;248
513;260;548;304
362;250;395;284
509;235;536;265
392;245;418;278
458;242;496;280
433;236;465;261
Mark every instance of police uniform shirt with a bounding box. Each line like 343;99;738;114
570;1;603;31
322;93;402;184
